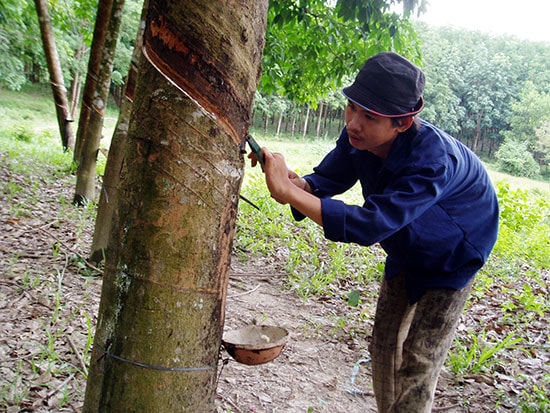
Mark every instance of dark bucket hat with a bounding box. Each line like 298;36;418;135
342;52;425;118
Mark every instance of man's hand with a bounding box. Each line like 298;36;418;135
249;147;322;226
262;149;294;204
248;148;310;194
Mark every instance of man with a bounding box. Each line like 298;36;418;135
252;52;499;412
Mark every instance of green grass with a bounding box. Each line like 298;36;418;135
0;84;59;131
0;84;117;178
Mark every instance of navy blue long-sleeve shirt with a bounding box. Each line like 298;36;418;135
294;120;499;303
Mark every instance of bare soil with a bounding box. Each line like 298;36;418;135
1;153;547;412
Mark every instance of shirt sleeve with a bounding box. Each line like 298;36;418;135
320;160;449;246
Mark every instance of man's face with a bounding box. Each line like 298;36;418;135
344;101;409;159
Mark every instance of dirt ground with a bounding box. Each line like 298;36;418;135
218;260;378;413
0;153;544;412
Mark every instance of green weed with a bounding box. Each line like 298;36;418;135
0;360;28;407
448;330;523;377
9;126;36;142
509;374;550;413
514;283;546;316
4;182;23;201
20;270;42;290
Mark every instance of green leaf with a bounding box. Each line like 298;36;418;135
348;289;360;307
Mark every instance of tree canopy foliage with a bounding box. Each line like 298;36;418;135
262;0;425;106
416;24;550;176
2;0;424;100
0;0;139;91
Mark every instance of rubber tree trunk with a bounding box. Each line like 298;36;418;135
73;0;125;205
73;0;114;163
89;0;148;263
34;0;74;151
83;0;267;411
69;44;86;120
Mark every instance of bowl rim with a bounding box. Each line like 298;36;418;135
222;325;289;351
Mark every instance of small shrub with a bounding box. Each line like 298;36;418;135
494;182;550;268
10;126;35;143
495;139;541;179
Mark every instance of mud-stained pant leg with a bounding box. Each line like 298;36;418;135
387;280;474;413
370;274;416;412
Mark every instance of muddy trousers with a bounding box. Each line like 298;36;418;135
370;273;473;413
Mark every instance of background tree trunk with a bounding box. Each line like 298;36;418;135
316;101;324;138
302;106;310;139
69;44;87;120
90;0;148;263
73;0;125;204
276;112;283;137
34;0;74;150
83;0;268;411
73;0;115;163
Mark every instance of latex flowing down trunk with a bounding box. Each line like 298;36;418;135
83;1;267;411
34;0;74;151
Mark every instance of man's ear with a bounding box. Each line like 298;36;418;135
397;116;414;132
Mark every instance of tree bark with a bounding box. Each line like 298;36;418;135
302;105;310;139
87;62;135;262
69;44;87;120
73;0;126;204
316;101;324;138
291;110;297;136
90;0;148;263
34;0;74;151
73;0;115;163
83;0;267;411
69;71;82;121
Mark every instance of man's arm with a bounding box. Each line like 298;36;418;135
262;149;323;226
